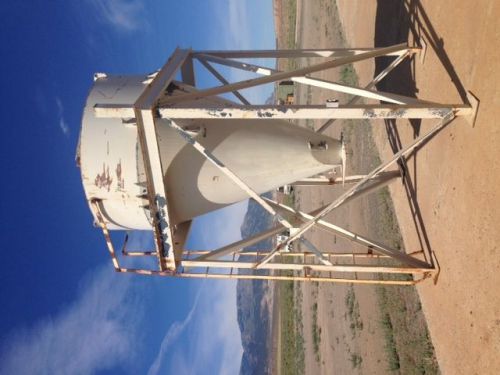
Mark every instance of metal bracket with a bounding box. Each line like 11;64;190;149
466;91;480;127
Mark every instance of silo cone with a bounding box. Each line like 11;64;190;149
78;74;343;231
162;118;343;225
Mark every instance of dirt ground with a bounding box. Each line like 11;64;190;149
287;0;500;374
336;1;500;374
292;1;398;374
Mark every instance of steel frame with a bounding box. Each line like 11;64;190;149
91;44;477;285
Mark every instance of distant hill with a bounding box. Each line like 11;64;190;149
237;197;274;375
265;92;275;105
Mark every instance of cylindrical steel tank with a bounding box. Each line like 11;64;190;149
77;75;343;230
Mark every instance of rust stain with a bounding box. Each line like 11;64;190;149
257;111;274;118
430;108;450;118
95;163;113;192
362;109;376;118
387;109;408;118
207;109;232;118
116;159;125;191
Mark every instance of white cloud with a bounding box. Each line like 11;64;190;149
147;289;202;375
0;267;143;375
185;282;243;375
58;118;69;136
55;97;69;136
85;0;148;32
148;282;243;375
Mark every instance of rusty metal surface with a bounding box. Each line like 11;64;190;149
90;196;433;285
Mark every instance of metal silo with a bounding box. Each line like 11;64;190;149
78;45;477;283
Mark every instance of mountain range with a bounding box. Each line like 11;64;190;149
237;197;274;375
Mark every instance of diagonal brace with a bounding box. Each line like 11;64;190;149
198;59;251;105
191;47;414;59
161;44;409;105
256;112;455;268
264;198;431;268
194;225;285;261
317;51;411;133
197;52;426;105
167;120;294;229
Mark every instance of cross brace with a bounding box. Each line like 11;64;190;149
256;112;455;267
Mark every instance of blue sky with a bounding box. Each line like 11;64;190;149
0;1;275;374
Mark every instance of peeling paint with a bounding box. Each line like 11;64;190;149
386;109;408;118
207;109;233;118
257;111;275;118
362;109;376;118
95;163;113;192
430;108;451;118
116;159;125;191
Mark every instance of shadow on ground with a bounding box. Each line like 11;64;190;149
372;0;468;273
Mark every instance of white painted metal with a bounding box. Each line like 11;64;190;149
94;103;469;120
257;112;456;268
81;64;345;271
135;108;174;269
192;47;411;59
198;59;251;105
291;171;400;186
162;44;410;105
318;51;411;132
264;198;430;268
126;49;188;268
195;226;286;261
299;238;333;266
156;104;468;120
163;116;343;223
78;75;154;230
197;53;425;105
136;48;190;108
180;260;429;274
181;54;195;86
79;44;474;283
167;120;295;229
